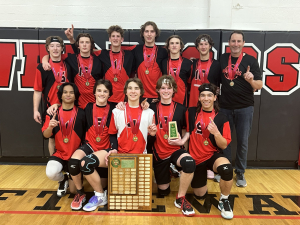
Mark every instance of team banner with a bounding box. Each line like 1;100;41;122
258;31;300;161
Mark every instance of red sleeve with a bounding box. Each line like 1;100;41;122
93;50;102;56
33;69;43;91
61;53;68;60
121;45;136;51
42;115;51;133
185;110;190;132
108;113;118;135
222;121;231;145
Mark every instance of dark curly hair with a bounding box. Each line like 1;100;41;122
57;82;80;106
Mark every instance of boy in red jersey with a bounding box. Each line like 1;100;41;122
78;78;156;212
149;75;196;217
99;25;135;103
34;36;73;155
132;21;168;103
43;83;85;197
162;35;192;106
187;83;233;219
68;79;115;210
43;32;102;109
189;34;221;108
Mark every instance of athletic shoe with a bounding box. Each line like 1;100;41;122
71;193;86;210
218;198;233;219
83;190;108;212
214;174;221;183
170;163;180;178
207;170;214;179
57;174;69;197
236;172;247;187
174;196;195;217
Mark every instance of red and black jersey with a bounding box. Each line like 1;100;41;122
42;106;86;161
219;53;261;109
187;107;231;165
64;53;102;109
84;102;116;151
189;59;221;108
150;101;187;160
132;45;168;98
162;57;192;106
108;106;154;154
34;61;73;111
98;50;135;103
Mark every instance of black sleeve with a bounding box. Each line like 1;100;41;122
159;48;168;73
109;134;118;150
208;60;222;87
71;43;79;54
146;135;156;154
81;112;86;145
251;58;262;80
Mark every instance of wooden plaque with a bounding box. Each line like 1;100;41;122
108;154;153;211
168;121;179;140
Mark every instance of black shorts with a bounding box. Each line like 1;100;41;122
77;143;94;155
191;152;225;188
153;148;187;185
49;155;69;173
95;167;108;178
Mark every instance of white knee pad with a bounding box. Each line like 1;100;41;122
46;160;64;181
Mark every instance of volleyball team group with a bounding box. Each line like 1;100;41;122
33;21;262;219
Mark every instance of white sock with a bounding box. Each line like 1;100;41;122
95;191;104;197
220;193;229;200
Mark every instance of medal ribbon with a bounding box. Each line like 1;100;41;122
126;104;142;136
77;55;93;80
49;59;64;85
197;58;212;83
143;45;157;69
58;106;77;141
199;109;215;141
93;103;110;137
158;101;175;134
109;50;123;79
228;53;243;80
168;57;182;82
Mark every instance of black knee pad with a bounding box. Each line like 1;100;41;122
194;191;208;200
180;156;196;173
68;158;81;176
217;163;233;181
157;186;170;196
80;154;100;175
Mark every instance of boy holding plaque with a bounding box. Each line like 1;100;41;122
187;83;233;219
42;83;86;197
149;75;196;217
78;78;157;212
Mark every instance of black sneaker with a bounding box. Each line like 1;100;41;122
174;196;195;217
218;198;233;219
57;174;69;197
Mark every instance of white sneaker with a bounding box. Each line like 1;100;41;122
57;174;68;197
83;190;107;212
218;198;233;219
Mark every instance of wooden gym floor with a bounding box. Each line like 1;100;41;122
0;165;300;225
